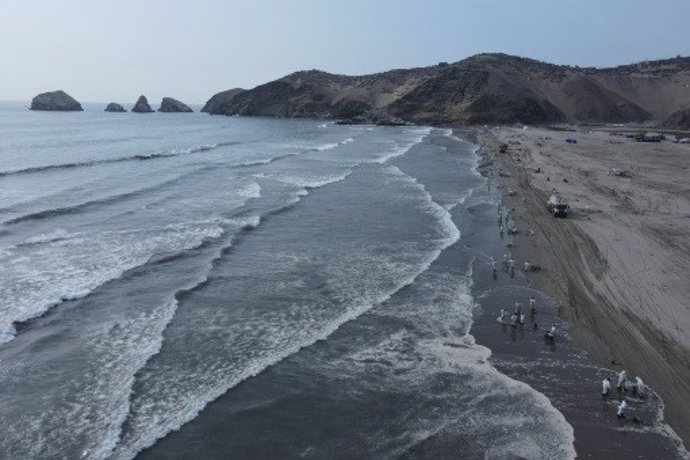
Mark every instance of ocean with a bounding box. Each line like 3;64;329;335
0;102;682;459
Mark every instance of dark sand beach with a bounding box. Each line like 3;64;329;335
470;126;690;456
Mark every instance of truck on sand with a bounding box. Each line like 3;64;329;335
547;194;570;218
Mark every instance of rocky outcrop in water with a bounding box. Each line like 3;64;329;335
201;88;244;113
158;97;193;113
208;53;690;126
30;90;83;111
131;95;154;113
104;103;126;113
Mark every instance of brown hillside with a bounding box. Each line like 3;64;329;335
661;107;690;130
206;53;690;125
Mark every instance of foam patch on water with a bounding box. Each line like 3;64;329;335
0;296;182;459
648;396;690;459
0;221;226;345
273;171;353;189
17;229;71;246
236;182;261;199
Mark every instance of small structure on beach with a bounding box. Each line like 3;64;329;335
608;167;633;178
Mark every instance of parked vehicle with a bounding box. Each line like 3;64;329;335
547;194;570;217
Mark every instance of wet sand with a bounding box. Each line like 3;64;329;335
471;125;690;453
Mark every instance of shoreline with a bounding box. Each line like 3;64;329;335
122;124;686;459
458;125;690;454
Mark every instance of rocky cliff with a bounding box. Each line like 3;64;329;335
104;102;126;112
206;53;690;125
132;95;154;113
201;88;244;113
158;97;193;113
30;90;83;111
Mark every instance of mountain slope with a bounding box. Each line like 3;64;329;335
205;53;690;125
662;107;690;129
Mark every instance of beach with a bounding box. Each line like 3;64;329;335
475;125;690;448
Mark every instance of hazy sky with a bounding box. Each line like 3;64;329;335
2;0;689;104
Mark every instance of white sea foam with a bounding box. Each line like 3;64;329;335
109;160;466;459
85;297;182;460
315;137;354;151
0;221;225;346
19;228;71;246
0;295;185;460
236;181;261;199
650;396;690;459
316;142;339;151
273;171;353;189
372;127;432;164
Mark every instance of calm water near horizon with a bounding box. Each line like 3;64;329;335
0;103;682;459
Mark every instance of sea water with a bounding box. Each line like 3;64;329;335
0;102;574;458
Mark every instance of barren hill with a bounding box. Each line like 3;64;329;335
206;53;690;125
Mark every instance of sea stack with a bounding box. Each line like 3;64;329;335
131;95;154;113
30;90;83;111
158;97;193;113
104;102;126;113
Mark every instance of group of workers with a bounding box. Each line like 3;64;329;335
494;205;647;423
495;293;558;342
602;370;646;419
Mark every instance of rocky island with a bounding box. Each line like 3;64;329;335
205;53;690;126
131;95;154;113
30;90;83;111
158;97;193;113
104;102;126;113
